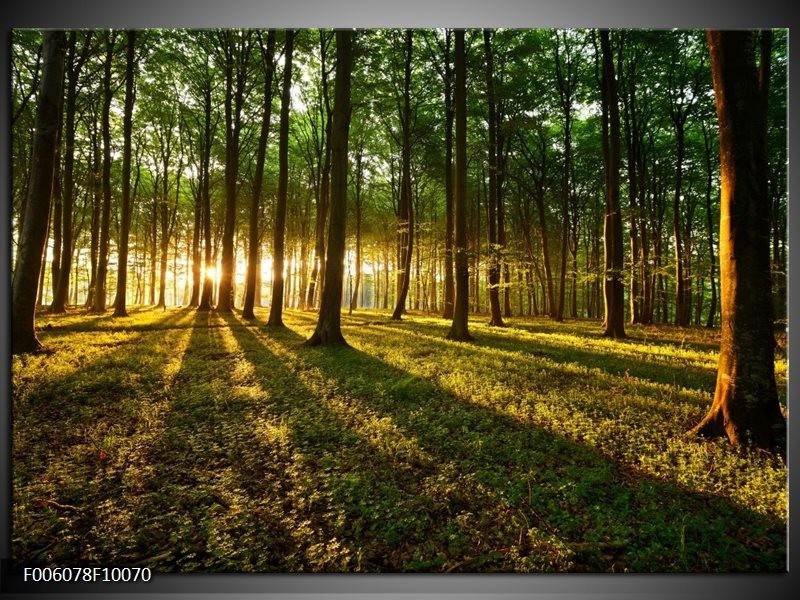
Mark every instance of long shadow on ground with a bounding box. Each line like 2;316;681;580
12;309;786;572
224;313;785;572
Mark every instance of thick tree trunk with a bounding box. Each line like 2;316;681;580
305;30;353;347
691;30;785;452
268;30;293;326
600;30;626;339
447;29;473;342
12;30;66;354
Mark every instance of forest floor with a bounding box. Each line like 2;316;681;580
10;307;788;572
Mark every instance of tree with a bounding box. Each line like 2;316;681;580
553;30;580;323
391;29;415;321
690;30;785;452
267;30;294;326
446;29;472;342
113;30;138;316
91;31;116;313
242;30;276;318
50;32;92;313
11;30;66;354
349;132;365;314
666;32;703;327
438;30;455;320
700;113;718;328
599;30;626;339
483;29;506;327
305;30;353;347
305;31;335;310
216;30;252;312
193;35;217;312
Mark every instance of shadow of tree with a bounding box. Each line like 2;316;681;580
227;313;785;572
12;309;786;573
11;309;198;566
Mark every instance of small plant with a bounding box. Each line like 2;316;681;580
11;308;787;572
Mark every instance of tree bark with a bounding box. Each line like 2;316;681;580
483;29;505;327
268;30;294;326
12;30;66;354
442;30;455;320
113;30;137;316
600;30;626;339
306;31;334;310
198;61;215;311
391;30;415;321
243;29;276;319
701;117;718;328
84;115;101;309
554;31;576;323
350;139;365;313
92;32;115;313
691;30;785;452
447;29;473;342
217;31;250;312
306;30;353;347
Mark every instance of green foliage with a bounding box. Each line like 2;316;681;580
11;308;786;572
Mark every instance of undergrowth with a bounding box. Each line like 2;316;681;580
10;307;787;572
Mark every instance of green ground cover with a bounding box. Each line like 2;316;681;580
10;307;787;572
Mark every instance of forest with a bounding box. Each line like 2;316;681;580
9;28;788;573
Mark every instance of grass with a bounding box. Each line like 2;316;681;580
10;307;787;572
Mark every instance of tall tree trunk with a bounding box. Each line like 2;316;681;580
198;68;215;311
621;52;641;324
442;30;455;320
350;141;364;313
217;31;249;312
243;29;276;319
447;29;473;342
554;32;576;323
50;119;62;304
637;131;652;324
691;30;784;452
535;166;555;317
12;30;66;354
391;30;415;321
701;117;718;328
268;30;293;326
306;30;352;346
85;119;101;310
672;124;688;326
306;32;334;310
600;30;626;338
93;32;115;313
483;29;505;327
149;193;157;305
189;182;202;306
113;30;137;316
